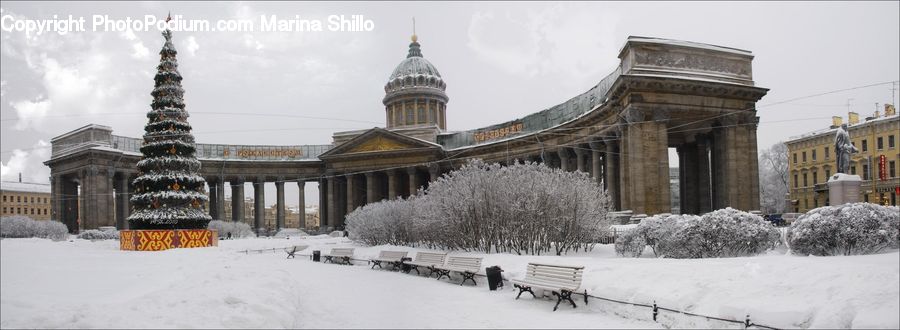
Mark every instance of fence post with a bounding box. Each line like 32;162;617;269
652;301;658;322
745;314;750;329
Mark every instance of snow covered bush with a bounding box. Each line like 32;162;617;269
615;209;779;258
346;160;612;255
615;214;697;257
207;220;255;238
614;229;646;257
668;208;780;258
77;229;119;240
0;216;68;241
788;203;900;256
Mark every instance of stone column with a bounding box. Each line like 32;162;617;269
253;178;265;234
318;177;328;229
62;176;80;233
365;172;376;203
231;178;245;223
346;174;356;214
275;179;285;231
428;164;440;184
697;138;712;213
297;181;306;229
326;176;336;230
115;174;131;230
623;108;670;215
386;170;398;200
215;179;225;220
589;141;604;186
681;144;699;215
574;147;587;173
104;168;115;228
558;148;571;172
602;136;620;211
50;174;61;223
747;115;761;210
407;168;419;197
207;177;218;220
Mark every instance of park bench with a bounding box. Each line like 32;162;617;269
433;256;483;286
370;250;408;270
322;248;355;265
403;252;448;276
511;262;587;311
284;245;308;259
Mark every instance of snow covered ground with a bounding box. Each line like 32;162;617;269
1;236;897;329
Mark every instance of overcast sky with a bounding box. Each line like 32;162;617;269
1;1;898;208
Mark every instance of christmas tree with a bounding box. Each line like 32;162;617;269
128;28;212;230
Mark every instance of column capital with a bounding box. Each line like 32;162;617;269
231;176;245;184
573;145;588;156
275;180;285;187
557;147;571;159
406;167;417;175
652;109;671;121
589;140;605;151
364;171;375;179
255;176;266;184
623;107;645;123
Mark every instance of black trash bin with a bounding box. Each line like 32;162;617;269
400;257;412;273
312;250;321;262
486;266;504;291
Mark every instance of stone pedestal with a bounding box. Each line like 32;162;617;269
827;173;862;206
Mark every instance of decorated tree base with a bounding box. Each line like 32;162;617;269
120;229;217;251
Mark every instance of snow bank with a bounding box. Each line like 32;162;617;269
1;236;897;329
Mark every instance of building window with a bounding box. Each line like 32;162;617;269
406;108;414;125
17;196;21;203
802;152;807;162
851;166;856;175
17;207;21;213
803;173;808;187
812;150;817;161
890;135;896;148
891;161;897;178
417;107;425;124
825;169;831;179
862;139;868;152
31;197;34;203
2;207;5;213
793;153;797;163
794;174;799;188
2;196;5;202
825;146;830;159
863;164;869;180
877;137;884;150
429;108;436;124
814;198;818;208
813;171;818;185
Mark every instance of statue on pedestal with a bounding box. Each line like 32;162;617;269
834;123;858;174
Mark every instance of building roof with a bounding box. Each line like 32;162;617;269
0;181;51;194
786;114;899;144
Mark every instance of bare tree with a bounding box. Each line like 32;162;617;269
758;142;789;214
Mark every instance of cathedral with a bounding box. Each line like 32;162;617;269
45;32;768;233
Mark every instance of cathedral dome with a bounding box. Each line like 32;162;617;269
383;36;448;100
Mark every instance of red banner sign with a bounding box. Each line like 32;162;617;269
879;155;887;181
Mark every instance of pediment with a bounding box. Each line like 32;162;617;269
319;128;441;159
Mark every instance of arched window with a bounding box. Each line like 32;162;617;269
429;107;436;124
406;107;414;125
418;107;425;124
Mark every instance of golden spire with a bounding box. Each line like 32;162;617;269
411;17;417;42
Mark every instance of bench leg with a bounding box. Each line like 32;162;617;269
514;285;536;299
286;252;294;259
371;261;381;269
409;265;419;275
323;256;332;264
342;257;351;265
460;272;476;286
552;290;577;311
435;269;451;281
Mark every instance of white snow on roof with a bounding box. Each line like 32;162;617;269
0;181;51;194
625;36;753;56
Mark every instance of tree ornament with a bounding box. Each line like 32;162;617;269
172;182;181;191
191;199;200;208
169;146;177;154
168;124;175;132
152;198;160;209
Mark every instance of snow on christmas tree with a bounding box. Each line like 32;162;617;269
127;27;212;230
